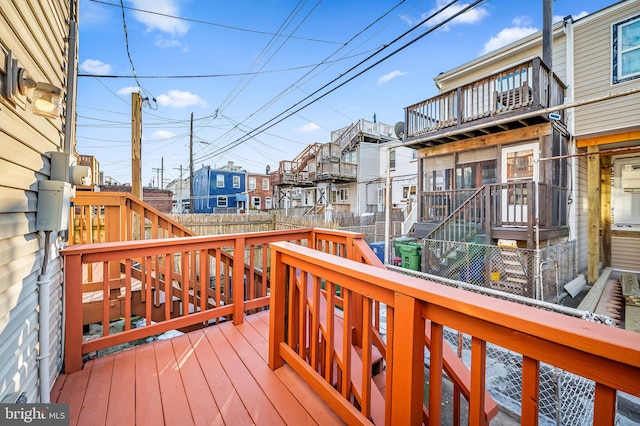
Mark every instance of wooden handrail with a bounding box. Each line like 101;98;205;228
268;241;640;425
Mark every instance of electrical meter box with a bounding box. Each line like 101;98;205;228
37;180;74;231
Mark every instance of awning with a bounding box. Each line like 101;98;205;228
235;194;247;202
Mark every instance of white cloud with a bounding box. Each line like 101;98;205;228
299;123;320;133
401;1;488;29
481;17;539;54
130;0;189;36
80;59;111;74
156;90;208;108
377;70;407;86
155;37;183;49
431;0;489;30
150;130;176;140
117;86;140;95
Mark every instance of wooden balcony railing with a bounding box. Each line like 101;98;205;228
268;242;640;425
421;181;568;246
405;57;565;141
62;227;370;374
70;191;193;245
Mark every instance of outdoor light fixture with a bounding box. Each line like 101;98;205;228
3;50;62;118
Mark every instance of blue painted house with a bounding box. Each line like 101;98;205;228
193;162;247;213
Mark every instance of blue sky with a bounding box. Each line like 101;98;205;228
76;0;619;186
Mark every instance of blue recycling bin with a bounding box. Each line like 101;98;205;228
368;242;386;263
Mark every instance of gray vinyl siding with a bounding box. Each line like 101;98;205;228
0;0;72;402
573;1;640;137
575;155;589;274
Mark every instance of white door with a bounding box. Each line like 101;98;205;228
501;142;538;223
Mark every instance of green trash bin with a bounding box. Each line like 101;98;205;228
393;236;416;257
399;242;422;271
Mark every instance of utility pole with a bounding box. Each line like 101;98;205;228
174;165;184;213
152;157;165;189
189;112;194;213
542;0;553;72
131;92;142;199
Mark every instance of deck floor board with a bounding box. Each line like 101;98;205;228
54;311;342;425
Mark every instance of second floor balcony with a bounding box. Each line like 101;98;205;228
404;58;566;147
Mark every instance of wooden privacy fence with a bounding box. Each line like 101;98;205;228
268;242;640;425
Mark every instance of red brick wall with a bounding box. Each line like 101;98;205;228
99;185;174;213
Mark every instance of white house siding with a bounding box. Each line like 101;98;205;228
573;1;640;137
0;0;73;402
356;143;382;214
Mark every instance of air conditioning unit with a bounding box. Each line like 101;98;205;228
621;164;640;192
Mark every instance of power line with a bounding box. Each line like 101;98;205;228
88;0;343;45
196;0;409;163
77;50;377;79
118;0;157;109
197;0;473;164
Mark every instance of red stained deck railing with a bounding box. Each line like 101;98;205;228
268;242;640;425
62;226;371;374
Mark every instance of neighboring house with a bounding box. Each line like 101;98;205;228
380;144;418;211
402;16;571;296
0;0;78;403
247;172;273;211
99;185;174;213
402;0;640;289
272;119;407;215
569;1;640;280
165;177;189;213
193;162;247;213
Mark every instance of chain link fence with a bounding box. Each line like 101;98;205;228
387;263;626;425
421;239;576;303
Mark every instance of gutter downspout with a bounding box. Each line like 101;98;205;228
37;231;52;403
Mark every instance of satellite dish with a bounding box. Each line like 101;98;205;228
266;165;271;174
394;121;405;139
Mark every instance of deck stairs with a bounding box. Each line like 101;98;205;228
488;247;530;296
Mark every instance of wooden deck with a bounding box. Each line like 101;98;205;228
51;310;345;425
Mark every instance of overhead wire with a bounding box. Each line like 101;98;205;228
118;0;157;109
88;0;342;45
196;0;409;163
196;0;471;164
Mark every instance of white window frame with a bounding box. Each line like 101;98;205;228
217;196;227;207
262;178;269;190
613;15;640;84
217;174;225;188
249;177;256;191
265;197;272;209
252;196;261;210
233;175;240;188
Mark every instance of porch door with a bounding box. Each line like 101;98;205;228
501;142;538;223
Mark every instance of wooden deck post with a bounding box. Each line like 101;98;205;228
269;247;286;370
587;146;600;284
600;156;611;267
64;253;84;374
233;236;245;325
390;293;424;425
